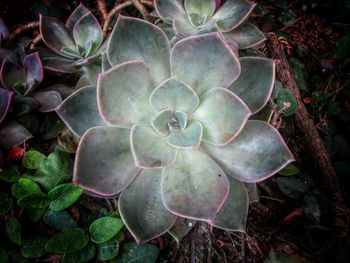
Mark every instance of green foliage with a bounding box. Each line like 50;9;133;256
96;238;119;261
44;210;77;230
20;236;47;258
5;217;21;245
0;165;21;182
89;216;124;244
17;192;49;209
278;164;300;176
61;244;96;263
0;192;13;214
0;246;9;263
22;150;46;169
11;178;41;199
48;183;84;211
45;228;89;253
113;243;160;263
276;176;312;199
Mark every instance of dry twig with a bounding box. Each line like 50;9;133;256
103;0;133;35
97;0;109;20
131;0;149;20
9;21;39;42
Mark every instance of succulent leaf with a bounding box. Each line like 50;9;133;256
168;218;196;242
56;86;106;137
107;16;171;85
191;87;251;146
119;169;177;244
74;126;140;196
23;52;44;95
65;3;90;32
32;91;62;112
131;124;177;168
161;149;229;223
223;23;266;49
167;121;202;149
173;16;218;37
151;108;173;136
149;77;199;113
154;0;187;23
0;120;33;150
184;0;216;24
0;88;14;123
170;32;240;96
72;12;103;57
202;120;295;182
229;57;275;114
97;61;155;127
1;59;26;92
213;176;248;231
211;0;256;32
40;15;76;57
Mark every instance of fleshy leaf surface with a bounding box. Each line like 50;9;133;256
224;23;266;49
40;15;76;57
168;218;196;242
173;16;218;37
213;176;248;231
23;52;44;95
184;0;216;23
107;16;170;85
0;120;33;150
211;0;255;32
171;32;240;96
32;91;62;112
202;120;295;182
74;126;140;196
66;3;90;32
151;108;173;136
73;12;103;56
57;86;106;137
131;124;177;168
149;77;199;113
0;88;13;123
97;61;155;128
191;87;250;146
161;149;229;223
154;0;186;23
1;59;26;91
167;121;202;149
229;57;275;114
119;169;177;244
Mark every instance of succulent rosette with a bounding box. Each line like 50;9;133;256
154;0;266;49
39;3;105;81
57;17;294;243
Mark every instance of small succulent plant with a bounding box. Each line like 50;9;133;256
154;0;266;49
39;3;105;79
57;17;294;243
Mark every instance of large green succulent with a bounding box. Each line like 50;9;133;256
155;0;266;49
57;16;294;243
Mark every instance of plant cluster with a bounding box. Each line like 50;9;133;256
0;0;295;260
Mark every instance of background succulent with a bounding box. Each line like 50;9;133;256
39;3;105;85
56;17;294;243
154;0;266;49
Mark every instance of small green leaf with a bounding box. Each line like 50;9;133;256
11;178;42;199
89;216;124;244
0;246;9;263
5;217;21;245
22;150;46;169
275;89;297;116
26;208;46;222
21;236;47;258
0;165;21;182
44;210;77;230
17;192;49;209
97;238;119;261
61;244;95;263
113;243;159;263
48;183;84;211
278;164;300;176
0;192;13;214
275;176;312;199
45;228;89;253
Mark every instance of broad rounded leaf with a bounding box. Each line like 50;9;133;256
22;150;46;169
0;192;13;214
149;77;199;113
66;3;90;31
161;149;229;223
32;91;62;112
97;238;119;260
115;243;160;263
0;120;33;150
21;236;47;258
191;87;251;146
212;176;248;231
119;169;177;243
48;183;84;211
73;12;103;56
224;23;266;49
131;124;177;168
171;32;240;96
23;52;44;95
202;120;295;182
44;210;77;230
89;216;124;243
45;228;89;253
1;59;26;90
229;57;275;114
57;86;106;137
11;178;42;199
212;0;256;32
154;0;186;23
167;121;203;149
107;16;170;85
151;108;173;136
62;244;95;263
5;217;21;245
97;61;155;127
17;192;49;209
74;126;140;196
40;15;76;56
168;218;196;242
0;88;14;123
184;0;216;22
42;55;77;73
